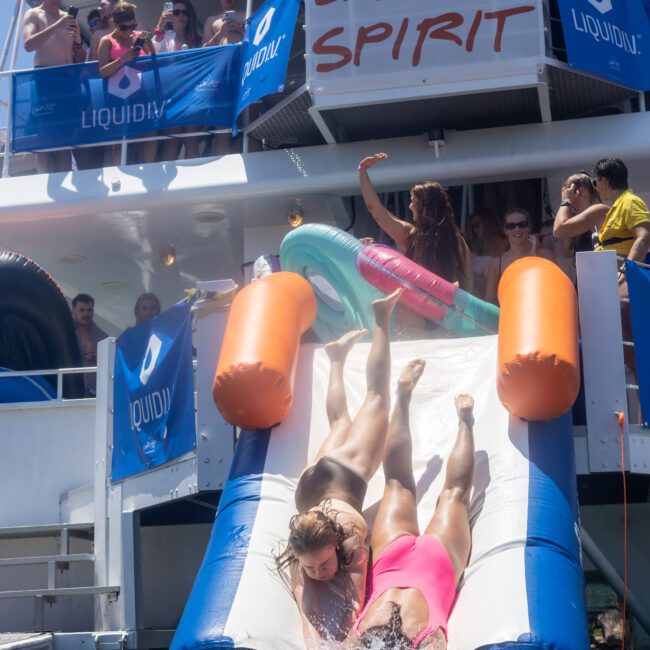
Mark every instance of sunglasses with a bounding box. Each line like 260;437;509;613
505;220;529;230
172;9;189;16
119;22;138;30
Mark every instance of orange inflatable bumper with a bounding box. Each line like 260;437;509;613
213;272;317;430
497;257;580;421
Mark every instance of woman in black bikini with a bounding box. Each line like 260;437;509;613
275;289;401;646
484;208;554;305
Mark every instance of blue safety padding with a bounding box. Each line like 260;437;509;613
524;415;589;649
280;224;383;342
170;429;271;650
0;368;56;403
625;259;650;427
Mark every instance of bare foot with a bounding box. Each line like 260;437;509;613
325;329;367;361
372;288;402;325
397;359;426;398
455;394;475;426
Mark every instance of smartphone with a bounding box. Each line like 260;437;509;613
224;10;236;21
67;6;79;18
133;36;145;51
163;1;173;11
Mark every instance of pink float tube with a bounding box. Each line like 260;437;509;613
357;244;455;324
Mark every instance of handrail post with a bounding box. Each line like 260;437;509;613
2;0;26;179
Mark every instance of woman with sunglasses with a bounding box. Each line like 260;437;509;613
152;0;204;161
484;208;554;305
98;3;156;164
153;0;201;52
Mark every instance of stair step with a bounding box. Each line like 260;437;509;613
0;554;94;567
0;586;119;599
0;523;93;540
0;632;52;650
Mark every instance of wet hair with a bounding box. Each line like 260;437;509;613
468;207;506;256
503;207;531;226
408;181;466;283
274;507;355;579
357;602;412;649
72;293;94;307
112;2;137;24
173;0;202;48
594;158;629;191
565;170;601;203
134;292;161;320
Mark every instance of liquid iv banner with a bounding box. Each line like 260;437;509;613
557;0;650;91
234;0;300;130
112;302;196;482
12;45;239;153
626;259;650;427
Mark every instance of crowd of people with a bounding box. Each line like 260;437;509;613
23;0;247;173
71;291;161;396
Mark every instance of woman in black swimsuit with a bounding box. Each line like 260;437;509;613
276;289;401;646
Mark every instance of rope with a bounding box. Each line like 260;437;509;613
615;411;628;650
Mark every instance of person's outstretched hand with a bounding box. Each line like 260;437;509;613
359;152;388;171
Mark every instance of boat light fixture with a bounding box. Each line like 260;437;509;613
160;243;177;267
287;197;304;228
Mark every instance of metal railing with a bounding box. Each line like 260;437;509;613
0;366;94;402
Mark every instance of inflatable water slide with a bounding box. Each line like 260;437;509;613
172;226;588;649
0;252;83;401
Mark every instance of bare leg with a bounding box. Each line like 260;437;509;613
370;359;426;557
313;329;367;461
425;395;475;583
327;289;400;482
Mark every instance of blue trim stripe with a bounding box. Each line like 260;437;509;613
524;415;588;649
171;429;271;650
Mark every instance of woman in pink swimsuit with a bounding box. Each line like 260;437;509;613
97;2;156;164
350;370;476;650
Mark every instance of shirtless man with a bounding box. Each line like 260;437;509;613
23;0;86;172
89;0;117;60
202;0;246;47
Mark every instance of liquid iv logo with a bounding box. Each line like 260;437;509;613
587;0;613;14
253;7;276;45
107;66;142;99
139;334;163;386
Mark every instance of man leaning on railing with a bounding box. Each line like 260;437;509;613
23;0;87;173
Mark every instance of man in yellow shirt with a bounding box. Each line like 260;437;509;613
553;158;650;262
553;158;650;377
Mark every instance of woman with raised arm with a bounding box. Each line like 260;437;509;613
358;153;473;292
350;367;477;650
275;289;401;647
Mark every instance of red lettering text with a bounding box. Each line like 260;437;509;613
392;18;409;61
354;22;393;67
313;27;352;72
413;13;463;67
465;10;483;53
485;6;535;52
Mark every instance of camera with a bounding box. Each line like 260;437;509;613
133;36;145;52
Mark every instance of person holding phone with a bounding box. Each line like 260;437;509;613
98;2;157;163
152;0;204;161
202;0;245;47
23;0;87;173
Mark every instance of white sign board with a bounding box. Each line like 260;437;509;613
305;0;544;106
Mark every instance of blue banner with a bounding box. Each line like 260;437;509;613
558;0;650;90
234;0;300;130
12;45;239;153
112;302;196;482
626;260;650;428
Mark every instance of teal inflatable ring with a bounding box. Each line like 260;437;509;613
280;224;383;342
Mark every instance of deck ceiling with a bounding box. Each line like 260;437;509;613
249;63;639;149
